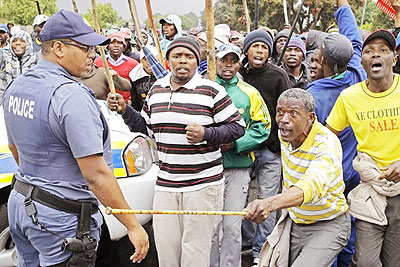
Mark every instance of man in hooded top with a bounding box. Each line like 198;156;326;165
0;29;39;104
159;15;182;51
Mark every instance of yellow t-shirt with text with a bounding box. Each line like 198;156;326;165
326;74;400;167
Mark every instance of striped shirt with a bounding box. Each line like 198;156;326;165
281;119;348;224
141;73;244;192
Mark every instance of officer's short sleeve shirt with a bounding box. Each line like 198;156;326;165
49;83;105;159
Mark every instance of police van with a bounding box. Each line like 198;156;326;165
0;100;158;266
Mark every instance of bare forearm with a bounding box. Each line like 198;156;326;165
78;155;141;231
268;186;304;212
113;75;132;92
396;14;400;28
244;186;304;224
8;144;19;165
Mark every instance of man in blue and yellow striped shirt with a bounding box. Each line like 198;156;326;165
245;88;350;266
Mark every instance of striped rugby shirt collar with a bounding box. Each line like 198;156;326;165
158;72;203;91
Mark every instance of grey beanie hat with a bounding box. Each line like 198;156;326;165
275;29;291;42
321;33;353;67
166;36;200;65
243;29;273;55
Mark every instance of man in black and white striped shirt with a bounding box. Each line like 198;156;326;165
108;36;245;267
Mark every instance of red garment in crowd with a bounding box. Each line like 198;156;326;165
94;56;138;102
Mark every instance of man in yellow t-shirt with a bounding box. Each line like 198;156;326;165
326;29;400;267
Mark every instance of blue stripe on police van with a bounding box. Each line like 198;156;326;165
0;153;18;173
112;149;123;168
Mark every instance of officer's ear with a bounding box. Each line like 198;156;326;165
51;40;66;58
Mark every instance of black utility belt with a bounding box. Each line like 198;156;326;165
13;179;98;216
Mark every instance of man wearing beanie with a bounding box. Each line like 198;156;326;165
307;1;367;264
107;36;245;267
239;29;290;267
271;28;290;65
282;36;311;89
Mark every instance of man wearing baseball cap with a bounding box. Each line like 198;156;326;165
327;28;400;267
210;43;271;267
107;36;245;267
0;23;9;48
32;14;49;52
282;36;310;89
3;10;148;266
306;1;367;265
94;31;137;103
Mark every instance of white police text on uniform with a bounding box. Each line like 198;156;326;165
8;95;35;119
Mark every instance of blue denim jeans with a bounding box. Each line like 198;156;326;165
242;146;281;259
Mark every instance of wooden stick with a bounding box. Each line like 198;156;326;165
105;207;247;216
91;0;116;94
205;0;216;81
72;0;79;13
242;0;251;33
127;0;144;45
283;0;289;25
277;0;305;66
145;0;166;68
36;0;41;15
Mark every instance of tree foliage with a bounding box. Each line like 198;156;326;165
83;3;119;30
180;12;199;30
201;0;393;34
0;0;58;25
354;0;393;32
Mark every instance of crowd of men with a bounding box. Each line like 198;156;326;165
1;0;400;266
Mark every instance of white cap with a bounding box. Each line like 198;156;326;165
33;14;49;27
198;24;231;49
216;43;241;59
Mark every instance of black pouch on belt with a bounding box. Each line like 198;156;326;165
63;203;97;267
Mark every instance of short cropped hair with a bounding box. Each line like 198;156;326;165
278;88;315;113
41;38;70;55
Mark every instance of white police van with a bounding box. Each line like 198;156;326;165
0;100;158;266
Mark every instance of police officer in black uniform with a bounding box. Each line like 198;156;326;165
2;10;149;266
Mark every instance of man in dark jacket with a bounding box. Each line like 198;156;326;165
239;29;291;266
282;36;311;89
306;0;367;265
270;29;290;65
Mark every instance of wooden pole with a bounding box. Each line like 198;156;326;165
283;0;289;24
205;0;216;81
106;207;247;216
242;0;251;33
91;0;116;94
254;0;259;30
127;0;144;45
72;0;79;13
145;0;166;68
277;0;305;66
36;0;41;15
360;0;368;29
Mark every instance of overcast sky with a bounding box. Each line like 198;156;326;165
57;0;205;21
